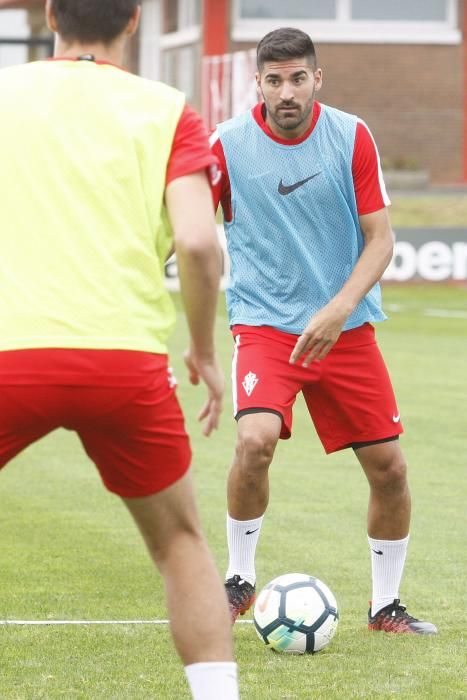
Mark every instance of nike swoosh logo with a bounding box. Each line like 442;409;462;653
245;528;259;535
278;172;321;195
257;585;274;614
392;414;401;423
372;549;383;556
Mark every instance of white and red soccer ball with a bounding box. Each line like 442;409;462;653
253;573;339;654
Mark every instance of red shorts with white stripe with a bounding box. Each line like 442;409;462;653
231;323;403;453
0;349;191;497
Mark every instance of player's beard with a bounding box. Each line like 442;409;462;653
265;88;315;133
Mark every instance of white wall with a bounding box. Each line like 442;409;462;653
0;9;29;68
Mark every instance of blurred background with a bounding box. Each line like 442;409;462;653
1;0;466;186
1;0;466;287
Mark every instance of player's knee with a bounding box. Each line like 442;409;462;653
370;453;408;492
235;430;276;471
148;525;205;568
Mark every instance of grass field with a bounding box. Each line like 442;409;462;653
389;194;467;227
1;283;466;699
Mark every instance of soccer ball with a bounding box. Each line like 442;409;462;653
253;573;339;654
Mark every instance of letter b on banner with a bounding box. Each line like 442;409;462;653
383;229;467;282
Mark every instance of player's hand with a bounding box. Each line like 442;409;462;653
183;349;224;436
289;302;349;366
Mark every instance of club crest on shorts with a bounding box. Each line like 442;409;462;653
242;371;258;396
167;367;177;389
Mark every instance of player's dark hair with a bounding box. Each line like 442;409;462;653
50;0;140;44
257;28;317;71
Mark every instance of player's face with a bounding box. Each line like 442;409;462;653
257;58;322;139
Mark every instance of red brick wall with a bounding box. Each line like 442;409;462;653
316;43;464;185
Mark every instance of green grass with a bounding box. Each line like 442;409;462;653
1;285;466;698
390;195;467;228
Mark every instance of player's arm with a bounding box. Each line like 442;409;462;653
166;172;224;436
165;107;224;435
321;205;393;324
327;206;394;324
290;121;393;366
290;208;393;366
209;131;233;220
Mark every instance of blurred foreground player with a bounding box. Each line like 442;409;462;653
210;27;437;635
0;1;239;697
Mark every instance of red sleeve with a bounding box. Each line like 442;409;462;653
166;105;219;185
352;121;390;215
209;130;233;221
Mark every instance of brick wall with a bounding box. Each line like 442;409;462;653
316;43;464;185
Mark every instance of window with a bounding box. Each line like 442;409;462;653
161;43;200;103
159;0;202;106
164;0;201;33
232;0;460;44
165;0;178;32
351;0;447;22
160;0;201;58
179;45;199;100
240;0;336;20
0;10;28;68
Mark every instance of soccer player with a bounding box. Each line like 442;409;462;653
210;27;437;635
0;1;240;698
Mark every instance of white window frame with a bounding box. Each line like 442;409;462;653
177;0;201;29
0;9;29;68
139;0;162;80
160;25;201;50
232;0;461;45
160;0;201;50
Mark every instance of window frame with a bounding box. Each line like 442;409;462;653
160;25;201;50
231;0;461;45
157;0;201;106
160;0;201;49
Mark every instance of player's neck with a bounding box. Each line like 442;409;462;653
53;36;126;67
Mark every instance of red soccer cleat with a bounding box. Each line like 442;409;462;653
368;599;437;634
225;575;256;624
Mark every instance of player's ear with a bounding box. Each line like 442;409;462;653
255;72;262;98
314;68;323;92
125;4;142;36
45;0;58;33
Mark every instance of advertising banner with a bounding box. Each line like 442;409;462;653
383;228;467;282
165;227;467;290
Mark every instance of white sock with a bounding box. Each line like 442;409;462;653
225;514;264;586
368;534;410;617
185;662;239;700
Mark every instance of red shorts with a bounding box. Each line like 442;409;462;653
231;324;403;453
0;349;191;497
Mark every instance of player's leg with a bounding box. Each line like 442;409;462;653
355;439;411;612
304;324;437;634
73;358;239;698
355;438;410;540
228;411;282;520
0;383;61;470
122;473;239;699
225;411;282;621
355;440;436;634
226;326;300;622
122;475;232;662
